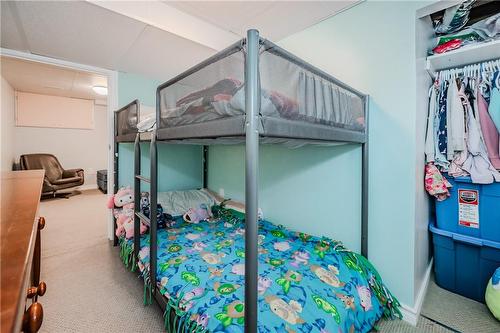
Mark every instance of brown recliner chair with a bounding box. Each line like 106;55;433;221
20;154;84;196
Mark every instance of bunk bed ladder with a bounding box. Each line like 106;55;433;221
133;134;151;264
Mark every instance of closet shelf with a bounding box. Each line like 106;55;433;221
426;39;500;74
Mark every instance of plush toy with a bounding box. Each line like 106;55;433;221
141;192;150;216
107;186;134;209
183;203;212;224
140;199;175;229
156;204;175;229
121;216;148;239
107;186;148;239
486;267;500;321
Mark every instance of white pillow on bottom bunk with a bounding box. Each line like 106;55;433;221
157;188;215;216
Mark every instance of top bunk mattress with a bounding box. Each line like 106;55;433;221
158;39;367;143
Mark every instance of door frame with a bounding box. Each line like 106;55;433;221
0;48;118;241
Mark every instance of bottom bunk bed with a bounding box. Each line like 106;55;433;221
121;205;400;333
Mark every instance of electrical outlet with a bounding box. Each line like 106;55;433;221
219;188;225;198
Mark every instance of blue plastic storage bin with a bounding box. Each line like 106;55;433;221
435;174;500;242
430;222;500;302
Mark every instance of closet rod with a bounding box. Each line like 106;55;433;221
428;58;500;80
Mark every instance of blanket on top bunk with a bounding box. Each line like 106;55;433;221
131;215;399;333
161;77;365;131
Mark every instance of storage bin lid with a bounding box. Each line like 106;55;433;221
430;222;500;249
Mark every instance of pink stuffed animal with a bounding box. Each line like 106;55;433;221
122;216;147;239
107;186;134;209
108;186;148;239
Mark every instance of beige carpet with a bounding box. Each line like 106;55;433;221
421;279;500;333
376;317;452;333
36;189;463;332
39;190;164;332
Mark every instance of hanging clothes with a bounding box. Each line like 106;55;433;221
446;78;466;159
436;81;450;168
477;90;500;169
489;71;500;133
425;86;437;163
424;60;500;190
449;150;469;177
462;94;500;184
448;80;470;177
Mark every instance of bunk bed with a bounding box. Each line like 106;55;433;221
113;100;153;248
126;30;399;333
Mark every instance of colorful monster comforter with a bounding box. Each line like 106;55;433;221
136;217;400;333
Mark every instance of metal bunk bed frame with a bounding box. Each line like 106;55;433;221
113;99;140;246
143;29;369;333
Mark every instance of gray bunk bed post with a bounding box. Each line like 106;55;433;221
244;28;260;333
133;133;141;262
203;146;208;188
361;96;369;258
150;98;159;301
113;110;119;246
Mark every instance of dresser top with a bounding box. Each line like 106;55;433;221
1;170;44;333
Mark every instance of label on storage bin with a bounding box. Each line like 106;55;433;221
458;189;479;228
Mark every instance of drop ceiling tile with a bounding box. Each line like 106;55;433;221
116;25;216;82
167;1;358;41
0;1;30;51
166;1;274;36
13;1;146;69
246;1;357;40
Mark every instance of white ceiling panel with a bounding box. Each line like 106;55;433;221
0;2;30;52
116;25;216;82
248;1;358;40
167;1;274;35
1;1;362;83
11;1;146;69
166;1;360;40
1;56;107;102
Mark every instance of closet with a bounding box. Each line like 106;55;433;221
414;1;500;331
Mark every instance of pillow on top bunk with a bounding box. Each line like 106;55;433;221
157;189;215;217
137;114;156;132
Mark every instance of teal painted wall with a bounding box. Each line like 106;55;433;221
117;143;134;189
208;144;362;252
116;72;202;191
118;143;202;192
277;1;431;306
117;72;160;108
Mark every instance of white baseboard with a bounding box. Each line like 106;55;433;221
399;258;434;326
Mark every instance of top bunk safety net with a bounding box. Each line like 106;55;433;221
115;100;156;142
115;100;139;142
157;38;368;143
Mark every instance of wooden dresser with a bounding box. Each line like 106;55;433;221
1;170;46;333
